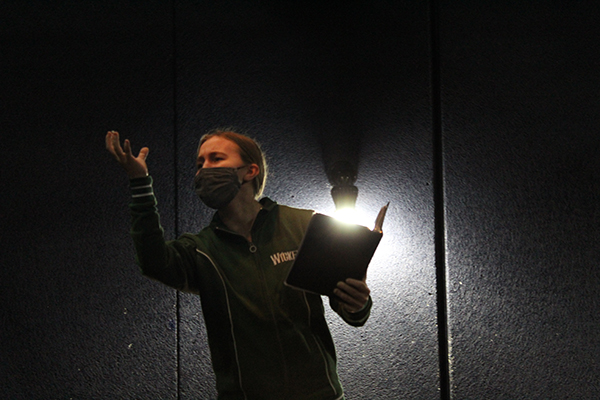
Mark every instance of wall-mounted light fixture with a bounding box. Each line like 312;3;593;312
327;161;359;222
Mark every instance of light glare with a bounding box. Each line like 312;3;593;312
333;207;372;228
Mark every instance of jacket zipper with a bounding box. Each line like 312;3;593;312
216;226;291;390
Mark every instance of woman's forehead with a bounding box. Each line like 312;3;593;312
198;136;240;156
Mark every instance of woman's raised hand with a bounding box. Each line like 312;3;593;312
105;131;149;179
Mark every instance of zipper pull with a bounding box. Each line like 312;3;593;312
249;243;257;253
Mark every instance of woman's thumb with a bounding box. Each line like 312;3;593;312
139;147;150;160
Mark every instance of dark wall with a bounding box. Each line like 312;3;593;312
1;1;598;399
440;2;600;398
1;2;179;399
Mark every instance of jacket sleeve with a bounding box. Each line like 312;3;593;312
129;176;200;293
329;295;372;327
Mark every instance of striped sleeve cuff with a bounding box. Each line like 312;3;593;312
130;176;154;199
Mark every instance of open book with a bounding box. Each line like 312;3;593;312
284;203;389;297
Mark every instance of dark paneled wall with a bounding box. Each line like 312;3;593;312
0;2;178;398
1;1;598;399
440;2;600;398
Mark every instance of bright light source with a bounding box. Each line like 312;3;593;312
333;207;372;228
333;207;355;224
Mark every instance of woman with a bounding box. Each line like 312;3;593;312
106;129;372;400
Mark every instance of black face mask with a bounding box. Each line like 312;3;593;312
193;167;246;209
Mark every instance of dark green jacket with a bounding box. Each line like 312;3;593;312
129;176;371;400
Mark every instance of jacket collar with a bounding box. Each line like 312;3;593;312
209;197;277;231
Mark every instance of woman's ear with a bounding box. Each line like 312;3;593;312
243;163;260;182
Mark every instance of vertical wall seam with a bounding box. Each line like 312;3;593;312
430;0;451;399
172;1;181;399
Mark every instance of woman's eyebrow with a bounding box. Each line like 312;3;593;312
197;151;226;161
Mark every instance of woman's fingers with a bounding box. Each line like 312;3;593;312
106;131;135;163
334;278;370;312
106;131;123;161
106;131;149;178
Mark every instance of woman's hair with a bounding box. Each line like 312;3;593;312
198;129;268;198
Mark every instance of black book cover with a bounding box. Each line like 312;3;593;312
285;212;384;297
